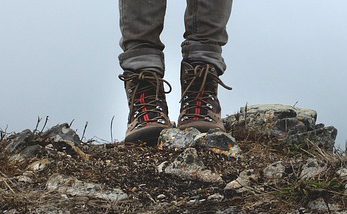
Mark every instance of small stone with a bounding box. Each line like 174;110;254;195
337;168;347;179
207;193;224;201
225;169;257;193
105;160;111;166
263;161;285;182
17;176;33;183
300;158;327;180
216;207;245;214
157;161;168;173
158;128;200;149
27;159;50;171
165;148;223;184
157;194;166;199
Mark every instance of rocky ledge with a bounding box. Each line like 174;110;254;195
0;104;346;214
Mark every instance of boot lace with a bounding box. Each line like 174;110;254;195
119;71;172;128
180;64;232;121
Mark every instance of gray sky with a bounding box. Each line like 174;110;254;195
1;0;346;148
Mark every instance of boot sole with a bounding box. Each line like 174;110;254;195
124;126;167;145
177;121;226;133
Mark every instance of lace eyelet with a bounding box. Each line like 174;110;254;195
183;102;189;108
135;124;143;129
181;116;189;122
204;116;213;122
128;89;132;93
133;111;139;118
206;104;213;109
156;106;163;111
157;119;166;124
183;96;188;101
208;94;215;101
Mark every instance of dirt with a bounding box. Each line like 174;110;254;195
0;127;346;214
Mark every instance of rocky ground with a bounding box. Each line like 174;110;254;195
1;104;346;214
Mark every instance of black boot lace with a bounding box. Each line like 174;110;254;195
119;71;172;128
180;64;232;122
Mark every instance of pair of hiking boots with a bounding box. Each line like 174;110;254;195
118;61;232;143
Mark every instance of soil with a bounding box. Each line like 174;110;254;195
0;127;346;214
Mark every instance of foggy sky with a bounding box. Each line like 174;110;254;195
0;0;346;148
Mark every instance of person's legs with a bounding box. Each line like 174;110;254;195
118;0;172;143
178;0;233;132
182;0;232;74
119;0;167;76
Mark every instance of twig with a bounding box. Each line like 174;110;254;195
292;101;299;108
40;116;49;133
0;171;15;194
2;179;15;194
81;121;88;141
33;116;42;133
69;119;75;127
110;116;115;143
0;125;7;142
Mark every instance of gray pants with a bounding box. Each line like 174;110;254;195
119;0;233;76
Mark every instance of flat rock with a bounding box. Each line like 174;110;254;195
9;145;42;162
46;174;128;201
5;129;32;153
164;148;224;184
194;130;240;157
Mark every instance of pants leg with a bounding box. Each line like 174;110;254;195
119;0;167;76
182;0;233;74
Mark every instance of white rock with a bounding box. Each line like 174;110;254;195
46;174;128;201
157;194;166;199
225;169;257;193
336;168;347;178
263;161;285;182
17;176;33;183
207;193;224;201
157;161;168;173
307;197;341;212
27;159;50;171
165;148;224;184
300;158;327;180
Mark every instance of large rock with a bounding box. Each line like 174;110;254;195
224;104;337;151
158;128;201;149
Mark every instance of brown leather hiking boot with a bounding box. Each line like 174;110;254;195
177;61;232;132
119;70;172;143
